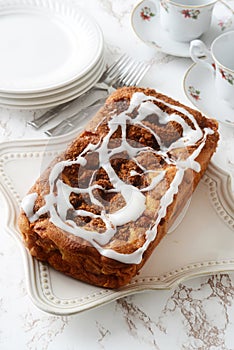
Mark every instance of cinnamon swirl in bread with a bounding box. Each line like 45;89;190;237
18;87;219;288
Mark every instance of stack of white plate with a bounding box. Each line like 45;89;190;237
0;0;104;109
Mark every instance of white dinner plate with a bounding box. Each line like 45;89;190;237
131;0;234;57
0;131;233;315
0;51;105;99
0;56;105;109
0;0;103;93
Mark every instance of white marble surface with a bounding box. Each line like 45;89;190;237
0;0;234;349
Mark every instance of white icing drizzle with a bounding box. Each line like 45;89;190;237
21;193;38;219
21;92;214;264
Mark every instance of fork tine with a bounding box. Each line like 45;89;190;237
104;55;132;83
113;60;138;86
103;54;126;76
102;54;128;79
119;61;142;85
113;59;150;88
125;62;150;86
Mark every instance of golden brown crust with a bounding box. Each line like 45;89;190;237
18;86;219;289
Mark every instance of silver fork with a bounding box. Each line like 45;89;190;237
113;59;150;88
27;54;133;129
45;59;150;137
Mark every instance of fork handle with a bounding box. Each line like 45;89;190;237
45;96;108;137
27;85;108;129
27;101;72;129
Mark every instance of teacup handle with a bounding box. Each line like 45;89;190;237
190;40;214;72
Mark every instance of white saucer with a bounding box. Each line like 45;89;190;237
131;0;234;57
183;63;234;127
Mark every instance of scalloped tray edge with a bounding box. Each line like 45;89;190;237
0;135;233;315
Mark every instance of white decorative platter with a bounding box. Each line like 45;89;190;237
0;131;233;315
0;0;103;93
131;0;234;57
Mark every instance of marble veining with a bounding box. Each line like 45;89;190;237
116;297;161;349
95;321;111;349
157;275;234;350
98;0;134;24
22;313;70;350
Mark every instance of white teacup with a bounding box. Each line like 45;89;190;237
190;31;234;109
158;0;217;42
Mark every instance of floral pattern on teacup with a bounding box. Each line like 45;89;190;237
189;86;201;100
181;9;200;19
219;68;234;85
160;0;169;13
140;6;155;21
218;17;233;31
